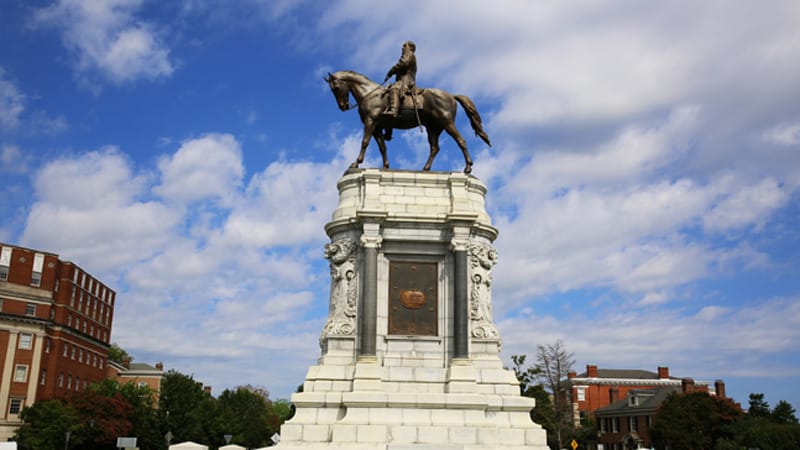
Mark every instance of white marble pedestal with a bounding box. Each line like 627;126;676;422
276;170;548;450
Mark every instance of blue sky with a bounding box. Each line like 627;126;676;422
2;0;799;408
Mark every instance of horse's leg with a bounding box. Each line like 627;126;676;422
372;130;389;169
444;122;473;174
423;127;443;171
351;120;378;169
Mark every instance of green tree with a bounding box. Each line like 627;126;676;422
217;386;274;448
158;370;212;445
107;343;133;365
772;400;799;424
748;392;771;419
650;391;742;450
14;399;80;449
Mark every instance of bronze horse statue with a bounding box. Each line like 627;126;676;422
324;70;491;173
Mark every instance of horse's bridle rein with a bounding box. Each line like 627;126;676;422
341;81;387;111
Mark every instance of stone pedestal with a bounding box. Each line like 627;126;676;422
276;169;547;450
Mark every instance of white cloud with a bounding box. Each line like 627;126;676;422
763;122;800;146
1;145;30;173
0;68;25;130
704;178;790;232
499;296;800;380
32;0;174;84
154;134;244;206
21;148;180;272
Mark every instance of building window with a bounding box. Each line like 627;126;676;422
31;253;44;287
45;338;51;353
612;417;620;433
577;386;586;401
67;375;72;389
14;365;28;382
19;333;33;350
8;399;23;415
63;343;68;357
25;303;37;316
71;347;76;360
58;373;64;388
629;416;638;432
70;286;76;306
0;246;11;281
629;395;638;406
40;370;47;385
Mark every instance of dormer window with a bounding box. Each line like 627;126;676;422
629;395;639;406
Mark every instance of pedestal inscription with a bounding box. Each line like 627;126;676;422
388;261;438;336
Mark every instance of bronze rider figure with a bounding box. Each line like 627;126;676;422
382;41;417;139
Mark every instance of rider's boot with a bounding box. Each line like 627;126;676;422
383;89;400;117
383;127;393;141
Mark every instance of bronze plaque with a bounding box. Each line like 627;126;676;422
389;261;437;335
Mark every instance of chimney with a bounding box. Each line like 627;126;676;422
714;380;726;398
122;357;131;369
568;371;577;379
587;364;598;378
658;366;669;379
609;387;618;403
155;362;163;371
203;385;212;395
681;378;695;393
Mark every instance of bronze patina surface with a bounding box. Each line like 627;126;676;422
389;261;437;335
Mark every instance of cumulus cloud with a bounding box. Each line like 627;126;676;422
21;148;180;273
154;134;244;206
32;0;174;84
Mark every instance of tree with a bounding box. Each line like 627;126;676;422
14;399;80;449
158;370;212;445
533;339;575;450
748;392;771;419
107;343;132;365
217;386;274;448
90;379;161;449
650;391;742;450
68;388;133;449
772;400;799;424
511;354;555;437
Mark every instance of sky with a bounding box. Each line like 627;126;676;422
1;0;799;409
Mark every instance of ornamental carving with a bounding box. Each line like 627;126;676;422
321;239;358;337
468;243;500;340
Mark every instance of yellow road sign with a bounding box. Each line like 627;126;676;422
571;439;578;450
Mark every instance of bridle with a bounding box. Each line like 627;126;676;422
335;79;387;111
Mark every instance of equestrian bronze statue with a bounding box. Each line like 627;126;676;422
324;67;491;173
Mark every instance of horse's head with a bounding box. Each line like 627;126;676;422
324;72;351;111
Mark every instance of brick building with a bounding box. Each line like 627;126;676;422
0;243;115;440
594;378;727;450
560;364;714;426
107;359;165;397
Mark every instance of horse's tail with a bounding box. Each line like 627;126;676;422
455;95;492;147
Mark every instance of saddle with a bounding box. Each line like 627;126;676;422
384;88;425;111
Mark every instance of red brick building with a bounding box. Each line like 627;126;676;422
560;364;715;426
107;359;165;398
594;378;728;450
0;243;115;440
